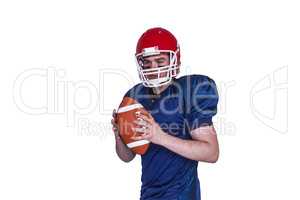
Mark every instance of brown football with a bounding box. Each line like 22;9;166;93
116;97;150;155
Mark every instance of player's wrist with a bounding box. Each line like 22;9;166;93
156;130;169;146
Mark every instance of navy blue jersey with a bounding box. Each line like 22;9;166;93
124;75;219;200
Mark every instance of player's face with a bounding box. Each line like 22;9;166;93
141;53;170;80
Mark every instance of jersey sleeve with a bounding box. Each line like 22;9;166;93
185;75;219;130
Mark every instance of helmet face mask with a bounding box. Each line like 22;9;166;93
136;50;179;88
135;27;181;88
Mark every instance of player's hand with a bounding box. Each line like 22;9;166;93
131;112;166;145
111;109;120;139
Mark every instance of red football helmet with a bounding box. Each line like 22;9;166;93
135;27;180;87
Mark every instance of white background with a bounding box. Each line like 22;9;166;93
0;0;299;199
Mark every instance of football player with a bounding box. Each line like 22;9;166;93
111;27;219;200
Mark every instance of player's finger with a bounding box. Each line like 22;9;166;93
112;109;117;118
135;109;148;116
111;119;119;129
132;126;148;133
111;118;116;125
131;133;149;141
131;136;143;140
135;110;153;119
137;114;153;124
112;126;118;133
133;119;148;127
136;109;154;120
112;117;116;123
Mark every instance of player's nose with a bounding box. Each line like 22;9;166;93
150;61;158;68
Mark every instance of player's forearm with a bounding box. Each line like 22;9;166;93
115;135;136;162
159;133;219;163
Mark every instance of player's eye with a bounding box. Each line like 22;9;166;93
157;61;167;67
142;61;151;69
156;58;166;63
